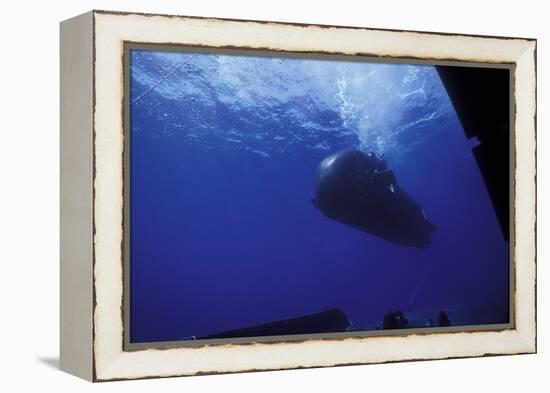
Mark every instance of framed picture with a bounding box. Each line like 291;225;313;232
60;10;537;381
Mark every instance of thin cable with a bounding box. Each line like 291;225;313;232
408;259;435;308
131;55;196;105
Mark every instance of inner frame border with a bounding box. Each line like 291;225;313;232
122;42;516;352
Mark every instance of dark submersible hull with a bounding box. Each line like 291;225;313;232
312;148;436;249
201;308;351;339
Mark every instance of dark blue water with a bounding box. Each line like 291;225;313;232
129;49;509;343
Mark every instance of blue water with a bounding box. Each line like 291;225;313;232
129;49;509;343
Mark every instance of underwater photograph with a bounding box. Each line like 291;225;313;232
127;47;511;344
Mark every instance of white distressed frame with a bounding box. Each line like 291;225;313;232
61;10;536;382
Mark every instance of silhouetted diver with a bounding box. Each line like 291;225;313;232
311;148;436;249
437;311;451;327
